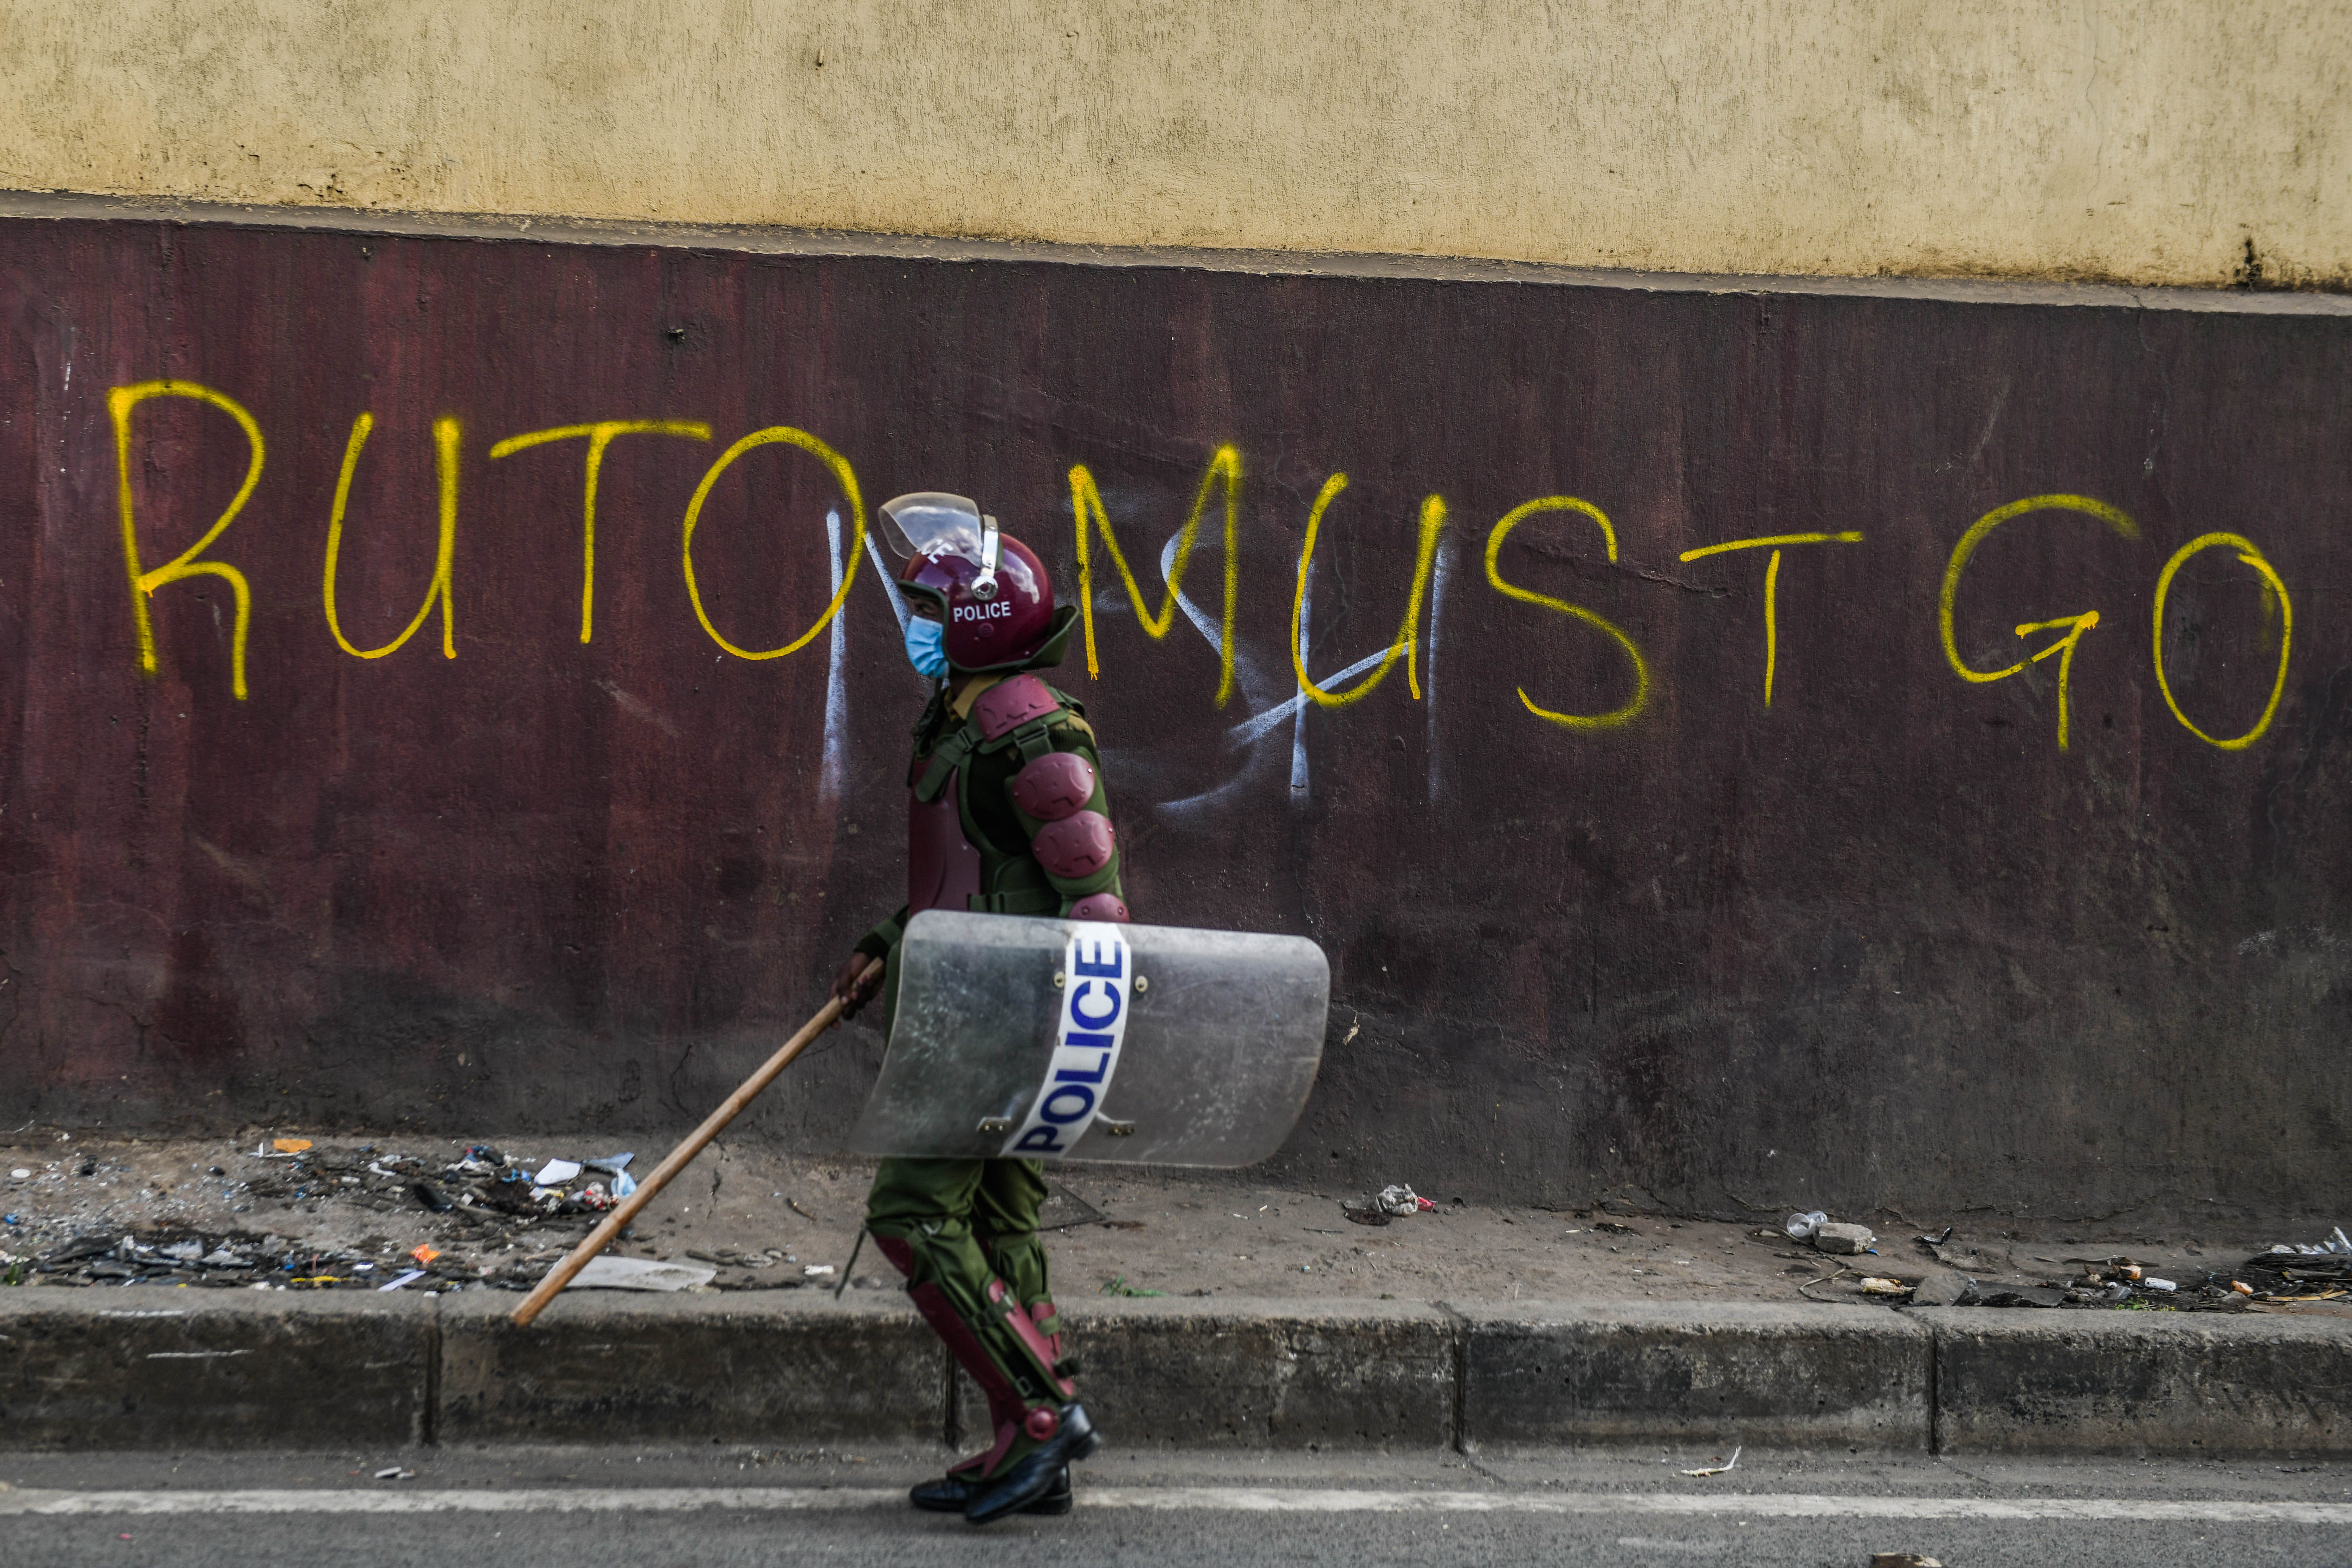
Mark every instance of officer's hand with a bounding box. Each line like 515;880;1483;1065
831;952;883;1021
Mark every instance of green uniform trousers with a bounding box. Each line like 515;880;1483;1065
864;1155;1054;1313
859;938;1070;1477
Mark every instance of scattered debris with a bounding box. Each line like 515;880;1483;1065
377;1268;427;1292
1959;1284;2067;1308
2233;1248;2351;1302
1811;1222;1877;1255
1593;1220;1635;1236
1798;1266;1862;1303
373;1467;414;1481
1679;1445;1741;1477
270;1139;312;1154
1033;1180;1115;1233
1786;1211;1879;1254
2271;1226;2352;1258
1858;1277;1911;1297
1908;1271;1969;1307
1914;1226;1953;1247
1870;1555;1942;1568
1099;1275;1166;1298
1375;1185;1434;1216
569;1256;715;1292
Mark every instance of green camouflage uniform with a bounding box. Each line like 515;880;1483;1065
857;671;1124;1479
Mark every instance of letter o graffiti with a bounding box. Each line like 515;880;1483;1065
1041;1085;1097;1124
2151;532;2294;751
681;426;867;660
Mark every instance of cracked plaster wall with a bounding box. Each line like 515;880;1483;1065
0;0;2346;287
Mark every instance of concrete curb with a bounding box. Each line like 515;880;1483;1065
437;1291;945;1445
0;1291;432;1449
1455;1301;1933;1451
1027;1297;1456;1450
1923;1306;2352;1455
3;1291;2345;1455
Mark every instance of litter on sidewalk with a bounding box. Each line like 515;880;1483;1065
2270;1225;2352;1257
1786;1211;1876;1254
1679;1445;1740;1477
567;1256;716;1292
1344;1184;1434;1225
1811;1222;1877;1255
1375;1184;1435;1215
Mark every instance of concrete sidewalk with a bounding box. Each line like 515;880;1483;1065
3;1288;2344;1458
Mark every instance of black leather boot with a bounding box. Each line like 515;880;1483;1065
965;1405;1099;1525
912;1465;1070;1515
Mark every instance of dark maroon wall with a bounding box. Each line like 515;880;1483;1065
2;214;2346;1223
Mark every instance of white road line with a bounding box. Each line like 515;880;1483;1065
3;1488;2347;1523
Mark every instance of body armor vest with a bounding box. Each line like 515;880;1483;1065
905;675;1082;918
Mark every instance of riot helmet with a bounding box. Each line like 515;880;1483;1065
880;492;1070;673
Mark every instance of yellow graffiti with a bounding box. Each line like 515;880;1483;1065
2010;612;2100;751
1484;496;1649;730
1289;475;1447;707
489;420;712;643
109;380;265;701
321;413;460;660
1070;446;1241;705
2151;532;2293;751
1676;532;1865;706
1938;494;2138;749
680;426;865;659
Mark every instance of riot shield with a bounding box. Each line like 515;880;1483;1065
846;911;1328;1166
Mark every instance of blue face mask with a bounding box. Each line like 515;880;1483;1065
904;616;949;678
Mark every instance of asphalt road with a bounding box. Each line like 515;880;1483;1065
4;1445;2347;1567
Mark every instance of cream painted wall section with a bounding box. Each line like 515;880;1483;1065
1;1;2345;286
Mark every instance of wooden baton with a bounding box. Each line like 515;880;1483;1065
510;956;883;1327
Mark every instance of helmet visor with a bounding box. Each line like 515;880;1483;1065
879;492;986;563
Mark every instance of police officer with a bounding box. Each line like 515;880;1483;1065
831;494;1127;1524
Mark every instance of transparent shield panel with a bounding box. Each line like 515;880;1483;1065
848;911;1330;1167
878;492;985;562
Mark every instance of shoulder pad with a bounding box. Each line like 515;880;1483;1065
971;674;1061;740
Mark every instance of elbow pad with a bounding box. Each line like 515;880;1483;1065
1011;751;1097;821
1032;810;1116;879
